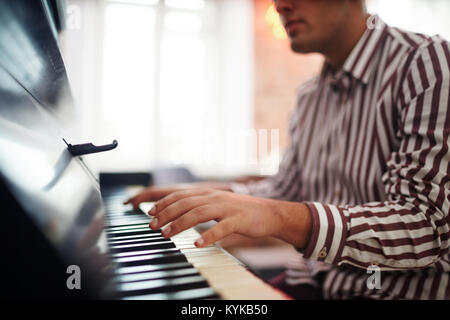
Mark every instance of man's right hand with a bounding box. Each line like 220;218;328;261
123;182;233;210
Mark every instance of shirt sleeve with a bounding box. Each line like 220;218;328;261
301;40;450;270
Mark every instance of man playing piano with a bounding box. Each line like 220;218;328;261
126;0;450;300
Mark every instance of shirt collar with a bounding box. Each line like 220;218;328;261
322;14;389;87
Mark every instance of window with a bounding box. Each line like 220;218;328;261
94;0;254;176
100;1;157;171
367;0;450;39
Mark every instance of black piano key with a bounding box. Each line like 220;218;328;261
114;267;200;283
107;215;146;220
107;210;146;217
105;208;137;214
107;216;149;222
107;226;150;233
111;247;180;259
110;237;170;247
107;232;162;242
107;229;159;238
107;228;151;236
107;220;151;228
115;261;193;275
116;275;209;297
109;239;176;254
109;238;174;249
115;251;188;267
108;234;163;245
106;212;147;217
109;240;174;253
105;206;144;212
123;287;219;300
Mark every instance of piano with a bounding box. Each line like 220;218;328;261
0;0;288;300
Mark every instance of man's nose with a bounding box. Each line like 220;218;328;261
274;0;294;14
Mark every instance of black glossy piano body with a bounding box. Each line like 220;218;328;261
0;0;217;299
0;0;107;299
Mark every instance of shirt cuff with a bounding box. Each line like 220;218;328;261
301;202;348;265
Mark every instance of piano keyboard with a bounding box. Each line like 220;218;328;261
102;188;289;300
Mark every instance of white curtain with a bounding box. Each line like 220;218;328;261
60;0;255;178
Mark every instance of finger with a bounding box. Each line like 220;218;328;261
149;195;210;229
127;194;148;209
124;188;172;209
194;219;235;248
161;205;214;238
150;188;210;216
123;196;136;205
123;192;149;205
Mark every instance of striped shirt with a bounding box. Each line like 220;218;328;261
231;15;450;299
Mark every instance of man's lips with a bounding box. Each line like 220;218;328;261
284;19;306;34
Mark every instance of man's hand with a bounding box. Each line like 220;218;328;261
147;188;313;250
123;182;232;209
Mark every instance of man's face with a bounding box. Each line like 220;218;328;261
273;0;352;54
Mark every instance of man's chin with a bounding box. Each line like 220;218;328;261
290;41;314;54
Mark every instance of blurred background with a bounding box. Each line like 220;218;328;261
58;0;450;279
